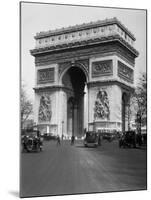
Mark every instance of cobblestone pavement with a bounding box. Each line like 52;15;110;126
20;139;147;197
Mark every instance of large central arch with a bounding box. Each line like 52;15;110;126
62;66;87;137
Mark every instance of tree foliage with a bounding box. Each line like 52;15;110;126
21;85;33;128
135;73;147;117
133;73;147;131
127;73;147;131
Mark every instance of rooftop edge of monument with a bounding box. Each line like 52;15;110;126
30;34;139;57
34;17;136;41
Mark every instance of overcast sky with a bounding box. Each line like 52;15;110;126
21;2;146;101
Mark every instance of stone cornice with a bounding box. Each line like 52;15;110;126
33;85;73;93
30;35;139;57
33;80;135;93
87;80;135;92
35;17;135;41
35;47;135;67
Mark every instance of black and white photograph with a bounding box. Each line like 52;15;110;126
20;1;147;198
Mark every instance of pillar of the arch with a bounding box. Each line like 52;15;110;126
84;83;88;131
122;93;131;132
67;100;73;138
122;100;126;132
57;89;68;137
73;104;78;137
88;84;123;132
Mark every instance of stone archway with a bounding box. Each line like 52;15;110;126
31;19;138;136
59;60;89;85
62;66;87;137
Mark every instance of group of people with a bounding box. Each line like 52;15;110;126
56;135;75;146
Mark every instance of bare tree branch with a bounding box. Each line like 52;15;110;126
21;85;33;128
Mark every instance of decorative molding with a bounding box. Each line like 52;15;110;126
94;89;110;120
76;59;89;73
58;59;89;78
35;17;135;41
34;85;73;93
34;42;135;67
92;60;113;78
34;18;136;52
37;68;54;84
118;61;134;83
58;62;70;77
38;94;52;122
87;80;135;92
31;35;138;58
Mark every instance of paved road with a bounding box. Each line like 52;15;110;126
20;140;147;197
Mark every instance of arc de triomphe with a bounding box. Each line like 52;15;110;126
30;18;139;138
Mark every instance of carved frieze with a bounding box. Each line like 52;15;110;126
92;60;113;78
37;68;54;84
38;94;52;122
118;61;134;83
34;43;135;67
94;89;110;120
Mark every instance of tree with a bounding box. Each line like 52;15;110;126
134;73;147;133
124;93;136;131
126;97;133;130
126;73;147;132
21;85;33;129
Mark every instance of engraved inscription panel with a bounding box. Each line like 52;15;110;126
118;61;134;83
38;68;54;84
92;60;113;78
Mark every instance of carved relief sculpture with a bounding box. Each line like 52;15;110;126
92;60;113;78
94;90;110;120
38;94;52;122
38;68;54;84
118;61;134;83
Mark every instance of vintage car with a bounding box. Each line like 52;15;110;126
102;132;116;142
21;130;43;152
43;133;57;141
83;131;99;147
119;131;136;148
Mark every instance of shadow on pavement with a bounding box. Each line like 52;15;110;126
75;145;101;149
75;145;86;148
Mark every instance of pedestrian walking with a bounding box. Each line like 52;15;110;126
56;135;61;146
98;134;102;146
62;134;64;141
71;135;75;145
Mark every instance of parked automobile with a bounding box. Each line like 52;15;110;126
43;133;57;141
83;131;99;147
21;130;43;152
119;131;136;148
103;132;116;142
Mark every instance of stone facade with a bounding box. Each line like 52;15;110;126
31;18;138;137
